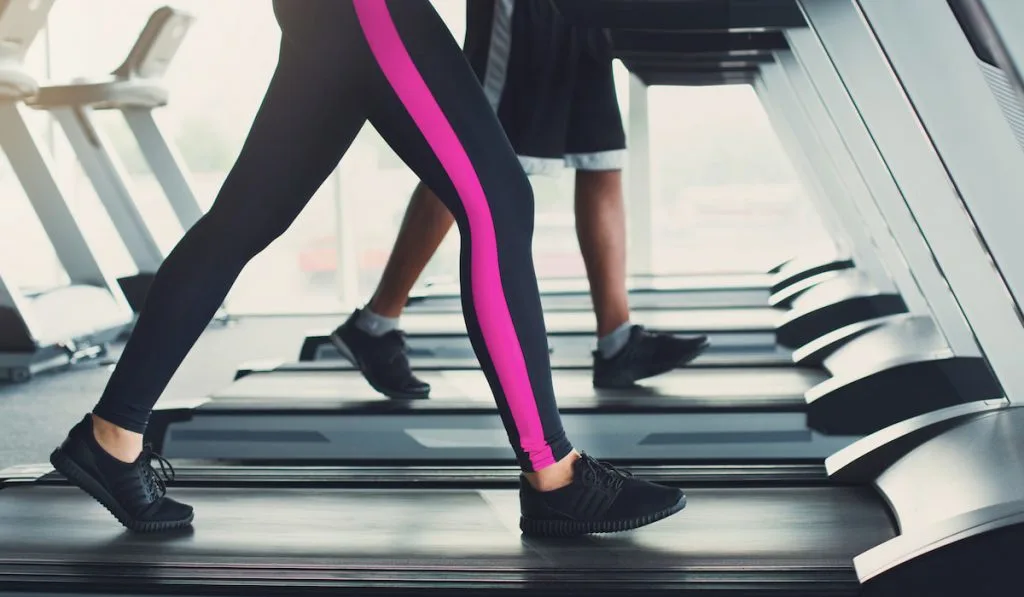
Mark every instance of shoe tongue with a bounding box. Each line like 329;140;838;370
379;330;406;348
575;453;601;474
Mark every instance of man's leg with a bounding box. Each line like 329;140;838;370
566;29;709;388
366;181;454;318
575;163;710;387
574;168;630;338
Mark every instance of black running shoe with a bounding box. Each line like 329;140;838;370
592;325;709;389
519;453;686;536
331;309;431;400
49;415;193;533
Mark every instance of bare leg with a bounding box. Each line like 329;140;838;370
367;181;455;317
575;168;630;336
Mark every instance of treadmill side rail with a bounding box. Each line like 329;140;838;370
791;312;911;366
799;313;1001;435
770;269;843;308
841;406;1024;595
856;499;1024;588
805;355;1000;436
824;399;1008;482
769;254;855;295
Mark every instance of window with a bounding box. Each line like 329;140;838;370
646;84;832;274
19;1;829;316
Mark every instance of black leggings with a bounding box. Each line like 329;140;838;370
92;0;573;472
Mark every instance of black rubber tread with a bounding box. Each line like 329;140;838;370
519;494;687;537
49;447;194;533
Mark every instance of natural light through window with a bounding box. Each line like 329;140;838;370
0;1;832;315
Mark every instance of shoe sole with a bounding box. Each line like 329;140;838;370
594;340;711;389
50;447;194;533
519;493;687;537
330;333;430;400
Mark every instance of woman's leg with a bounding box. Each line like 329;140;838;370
354;0;571;474
351;0;686;535
49;14;373;531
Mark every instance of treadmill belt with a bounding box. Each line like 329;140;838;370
213;368;827;409
154;368;855;464
304;334;793;366
0;483;893;593
249;347;795;378
386;308;782;335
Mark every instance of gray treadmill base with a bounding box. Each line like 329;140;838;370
157;410;858;463
0;478;894;595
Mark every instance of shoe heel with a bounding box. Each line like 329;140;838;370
330;334;358;365
50;447;133;528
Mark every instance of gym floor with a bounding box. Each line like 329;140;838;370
0;315;342;470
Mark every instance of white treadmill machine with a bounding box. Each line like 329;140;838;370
0;0;132;382
25;6;227;322
156;288;996;467
150;364;860;465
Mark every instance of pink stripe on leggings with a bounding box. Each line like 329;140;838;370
352;0;556;470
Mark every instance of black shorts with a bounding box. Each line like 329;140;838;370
463;0;627;174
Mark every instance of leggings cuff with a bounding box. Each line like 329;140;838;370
91;405;149;435
518;433;574;473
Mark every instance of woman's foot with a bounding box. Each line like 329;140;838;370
49;414;194;533
519;452;686;537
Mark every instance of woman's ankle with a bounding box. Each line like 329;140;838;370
89;414;144;463
524;450;580;492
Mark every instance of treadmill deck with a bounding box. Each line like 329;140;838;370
213;367;827;407
0;482;893;594
399;307;784;333
152;368;855;463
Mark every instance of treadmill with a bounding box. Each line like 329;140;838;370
147;365;859;464
0;459;990;597
299;259;904;368
197;269;922;466
0;463;894;595
161;292;991;467
279;264;904;379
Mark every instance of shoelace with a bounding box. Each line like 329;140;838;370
580;455;632;492
137;445;176;500
379;330;412;359
377;331;423;382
